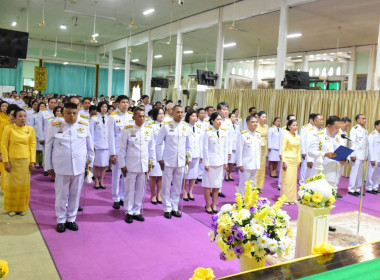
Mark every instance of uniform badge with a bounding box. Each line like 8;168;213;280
170;136;173;141
78;128;85;133
131;130;136;137
116;119;121;123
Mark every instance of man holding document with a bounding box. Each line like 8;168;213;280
308;116;351;199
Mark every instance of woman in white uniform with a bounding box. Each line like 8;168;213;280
35;102;47;169
182;109;202;201
28;100;41;168
232;108;242;130
202;112;228;214
268;117;282;178
90;101;109;189
225;112;239;181
149;107;165;205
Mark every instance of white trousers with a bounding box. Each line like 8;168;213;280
299;158;307;185
324;162;341;191
123;172;146;215
366;162;380;191
55;173;84;224
162;166;184;212
348;160;364;193
112;157;125;202
305;160;316;181
238;169;257;195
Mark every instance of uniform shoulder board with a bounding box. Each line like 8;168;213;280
47;116;53;120
196;124;201;128
51;121;62;126
148;121;155;125
205;120;210;123
164;120;172;125
372;131;376;135
220;127;227;131
57;114;63;118
91;115;97;118
33;112;38;114
79;120;88;126
337;132;341;136
128;111;133;114
111;111;118;115
80;114;89;119
124;125;133;129
144;125;152;129
15;97;19;100
23;106;29;109
205;127;212;131
282;126;286;130
309;128;314;131
303;124;308;127
241;130;248;134
182;121;189;126
41;108;47;111
354;125;358;129
317;131;324;135
226;117;231;120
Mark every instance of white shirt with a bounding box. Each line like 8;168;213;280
306;126;323;163
144;104;152;116
90;114;109;150
202;126;228;166
300;123;313;155
230;123;240;151
36;108;54;140
349;124;368;160
368;130;380;163
118;124;156;173
236;129;261;170
190;123;203;159
267;125;281;150
45;120;95;175
107;111;134;156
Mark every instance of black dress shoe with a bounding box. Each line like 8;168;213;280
56;223;66;233
120;200;124;206
329;226;336;232
157;199;162;204
106;169;112;172
113;201;120;209
94;185;100;189
125;214;133;224
195;179;199;184
368;190;377;195
100;185;106;189
65;222;79;231
218;192;226;198
77;206;83;212
355;192;365;196
197;178;202;182
151;199;158;205
229;178;235;181
171;210;182;218
183;197;189;201
164;212;172;219
348;192;359;196
205;206;213;214
43;171;49;176
211;207;218;214
188;193;195;201
133;214;145;222
337;193;343;198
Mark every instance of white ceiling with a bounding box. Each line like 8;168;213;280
1;0;379;68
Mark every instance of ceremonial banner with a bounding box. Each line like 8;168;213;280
34;66;47;91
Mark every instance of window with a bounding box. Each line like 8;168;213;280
328;67;334;76
297;68;300;72
231;67;236;75
315;67;320;76
309;68;314;76
321;67;327;77
336;66;341;76
245;69;249;77
238;68;243;75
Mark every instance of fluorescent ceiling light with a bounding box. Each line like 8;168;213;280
143;8;155;15
223;42;236;48
60;25;67;30
132;59;139;62
114;67;120;69
63;62;69;65
92;33;99;38
287;33;302;39
11;21;17;27
154;55;162;59
183;50;193;54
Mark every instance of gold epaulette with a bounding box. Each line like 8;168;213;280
220;127;226;131
79;120;88;126
182;121;189;126
80;114;88;119
205;127;211;131
57;114;63;118
124;125;133;129
309;127;314;131
52;121;62;126
144;125;152;129
196;124;201;128
303;124;308;127
242;130;248;134
354;125;358;129
317;131;324;135
145;116;150;120
15;97;19;100
111;111;118;115
91;115;97;118
128;111;133;114
47;116;53;120
33;112;38;114
372;131;376;135
282;126;286;130
164;121;172;125
148;121;155;125
23;106;29;109
226;117;231;120
205;120;210;123
41;108;47;111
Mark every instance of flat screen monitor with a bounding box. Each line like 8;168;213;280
151;77;169;88
283;70;310;89
197;69;217;86
0;28;29;59
0;56;18;68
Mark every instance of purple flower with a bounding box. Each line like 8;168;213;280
236;230;245;241
227;234;235;244
230;225;238;232
234;245;244;256
211;215;218;222
211;221;218;230
263;232;270;238
220;252;227;261
260;199;268;204
249;206;256;213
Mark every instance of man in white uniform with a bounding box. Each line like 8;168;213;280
196;108;208;182
163;103;174;122
236;115;261;195
204;106;215;121
242;107;257;130
45;103;94;233
305;114;324;180
366;120;380;195
119;108;156;223
108;95;134;209
141;95;152;116
348;114;368;196
299;113;316;185
79;97;92;118
155;106;192;219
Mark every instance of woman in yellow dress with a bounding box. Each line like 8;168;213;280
255;111;268;189
2;107;36;216
0;102;12;190
281;119;301;205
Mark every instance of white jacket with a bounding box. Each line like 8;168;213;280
368;130;380;162
349;124;368;160
203;126;229;166
236;129;261;170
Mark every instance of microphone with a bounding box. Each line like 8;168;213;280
341;134;349;140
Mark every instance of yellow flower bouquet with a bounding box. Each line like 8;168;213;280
0;260;8;278
209;181;292;262
298;175;337;208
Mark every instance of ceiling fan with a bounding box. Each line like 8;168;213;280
128;0;149;30
227;0;247;32
63;35;74;51
38;0;47;27
157;0;174;45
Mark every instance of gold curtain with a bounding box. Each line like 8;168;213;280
188;78;198;107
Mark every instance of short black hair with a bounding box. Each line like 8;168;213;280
133;107;145;115
205;106;214;112
172;105;183;112
246;114;257;124
141;95;149;100
313;114;321;121
151;107;164;121
97;101;109;112
48;97;57;103
69;96;80;103
89;105;97;112
13;107;25;118
64;102;79;110
82;97;92;103
341;117;351;123
217;102;229;110
7;104;19;115
228;112;236;118
53;106;62;117
232;108;239;114
375;120;380;127
248;107;256;113
178;100;182;103
326;115;340;126
196;108;205;114
116;95;129;103
258;111;266;117
36;102;45;113
286;114;295;121
273;117;280;125
185;109;197;123
209;112;221;125
355;114;364;122
286;119;297;131
309;113;317;120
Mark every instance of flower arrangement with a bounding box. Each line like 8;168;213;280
208;181;292;262
189;267;215;280
298;175;337;208
0;260;8;278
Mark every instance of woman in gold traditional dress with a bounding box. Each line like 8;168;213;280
0;102;13;191
2;107;36;216
281;119;301;205
255;111;268;189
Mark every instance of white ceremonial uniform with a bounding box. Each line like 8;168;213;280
229;122;240;164
196;119;209;180
278;126;289;189
267;125;281;162
348;124;368;193
185;123;203;180
12;97;26;108
299;123;314;184
28;110;42;151
90;114;109;167
108;111;134;203
366;130;380;192
163;114;173;123
219;117;233;193
45;119;94;224
308;129;344;189
79;108;90;118
149;121;164;177
236;118;243;130
144;104;152;116
202;126;229;189
155;120;193;213
119;124;156;215
37;108;55;171
305;126;323;180
236;129;261;194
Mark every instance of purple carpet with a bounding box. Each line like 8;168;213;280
29;164;380;280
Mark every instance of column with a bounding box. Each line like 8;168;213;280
94;64;99;98
274;0;288;89
252;61;259;89
174;26;183;101
107;50;113;97
224;62;232;89
375;19;380;90
215;8;225;89
145;31;153;97
302;54;309;72
124;39;131;96
367;45;376;90
347;47;356;90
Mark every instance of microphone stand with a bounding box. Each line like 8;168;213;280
343;135;366;245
